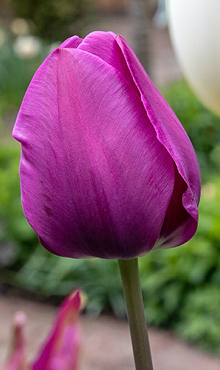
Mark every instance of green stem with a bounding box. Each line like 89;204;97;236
118;258;153;370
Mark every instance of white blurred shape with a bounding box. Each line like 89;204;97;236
13;36;42;59
167;0;220;116
10;18;29;36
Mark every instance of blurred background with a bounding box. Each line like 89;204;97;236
1;0;220;361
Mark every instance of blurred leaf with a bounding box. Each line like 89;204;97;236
9;0;93;42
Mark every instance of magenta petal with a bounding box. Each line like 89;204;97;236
77;31;136;89
13;46;175;259
156;166;193;249
116;35;201;248
59;35;83;49
32;290;81;370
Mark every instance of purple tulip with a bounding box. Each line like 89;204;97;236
4;290;82;370
13;31;201;259
32;290;81;370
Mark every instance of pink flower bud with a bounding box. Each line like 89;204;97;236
4;290;82;370
4;312;27;370
32;290;82;370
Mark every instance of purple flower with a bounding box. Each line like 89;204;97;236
13;31;201;259
32;290;81;370
4;290;82;370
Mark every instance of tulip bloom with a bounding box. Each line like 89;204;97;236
13;31;201;259
4;290;82;370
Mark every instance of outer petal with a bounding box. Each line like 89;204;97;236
32;290;81;370
13;45;175;259
4;312;27;370
59;35;83;49
76;31;136;89
116;35;201;248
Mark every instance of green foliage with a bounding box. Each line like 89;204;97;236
0;39;47;117
1;81;220;354
162;82;220;181
0;144;38;269
9;0;93;42
176;286;220;354
139;178;220;352
11;251;124;317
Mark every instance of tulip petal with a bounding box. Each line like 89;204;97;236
59;36;83;49
76;31;137;90
4;312;27;370
13;45;175;259
116;35;201;248
32;290;81;370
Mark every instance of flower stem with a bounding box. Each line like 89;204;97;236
118;258;153;370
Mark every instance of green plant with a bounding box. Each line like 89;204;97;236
139;177;220;354
176;286;220;354
9;0;93;42
0;42;46;117
162;82;220;181
0;143;38;268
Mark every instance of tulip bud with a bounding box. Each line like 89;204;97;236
4;290;82;370
32;290;82;370
4;312;27;370
13;31;201;259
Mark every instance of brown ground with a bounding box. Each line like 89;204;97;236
1;294;220;370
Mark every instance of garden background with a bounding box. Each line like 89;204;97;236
1;0;220;367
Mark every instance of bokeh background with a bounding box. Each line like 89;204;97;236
1;0;220;357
